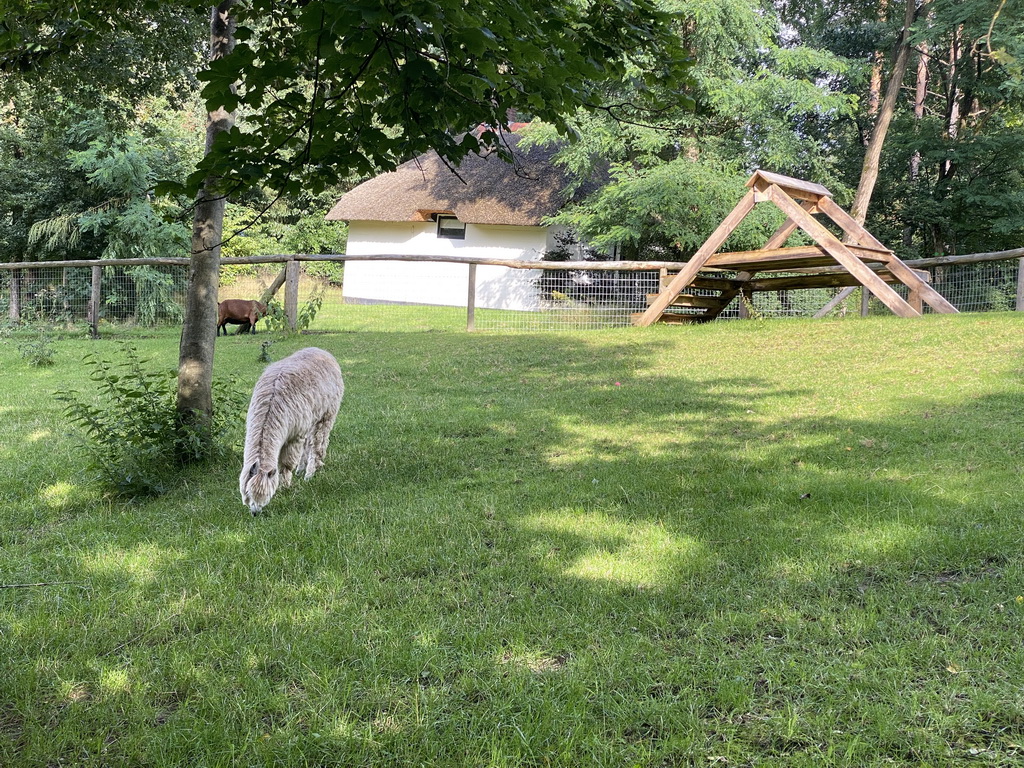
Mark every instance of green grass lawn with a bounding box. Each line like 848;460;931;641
2;311;1024;767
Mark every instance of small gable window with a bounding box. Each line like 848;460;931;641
436;215;466;240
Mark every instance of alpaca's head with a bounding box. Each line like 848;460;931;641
240;460;279;514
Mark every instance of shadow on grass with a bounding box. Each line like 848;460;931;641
4;328;1024;765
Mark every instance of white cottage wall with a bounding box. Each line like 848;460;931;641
343;221;551;311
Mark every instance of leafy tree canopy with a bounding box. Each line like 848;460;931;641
530;0;858;259
1;0;693;199
0;0;207;114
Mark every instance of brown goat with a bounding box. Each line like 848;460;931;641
218;299;267;336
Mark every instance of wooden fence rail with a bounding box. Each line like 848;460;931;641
3;247;1024;332
1;246;1021;272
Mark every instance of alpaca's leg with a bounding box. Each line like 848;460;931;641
279;439;304;488
303;413;337;479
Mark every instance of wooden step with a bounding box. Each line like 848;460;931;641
659;275;743;292
646;293;725;310
658;312;710;324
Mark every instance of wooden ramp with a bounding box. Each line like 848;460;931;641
634;170;958;326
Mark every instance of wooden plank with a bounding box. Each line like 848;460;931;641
748;170;832;201
705;244;891;270
657;313;707;325
707;255;854;272
765;184;920;318
636;188;758;326
631;312;704;325
746;272;901;292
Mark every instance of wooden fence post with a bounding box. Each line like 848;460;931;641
466;263;477;332
285;257;300;331
8;267;21;323
908;268;930;314
89;265;102;338
1016;258;1024;311
860;286;871;317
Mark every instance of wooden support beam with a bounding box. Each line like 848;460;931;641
814;286;858;318
761;200;818;249
659;275;743;292
635;188;757;326
813;195;889;250
703;270;753;321
814;196;958;314
765;184;920;318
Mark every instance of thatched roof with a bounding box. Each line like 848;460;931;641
326;134;584;226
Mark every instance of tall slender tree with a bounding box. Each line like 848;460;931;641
176;0;236;431
848;0;920;225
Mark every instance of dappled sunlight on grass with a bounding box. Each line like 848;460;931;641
521;509;710;588
98;666;132;696
25;429;52;443
39;481;78;509
79;542;185;585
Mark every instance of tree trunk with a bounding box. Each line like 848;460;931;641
940;25;962;180
866;0;888;125
176;0;237;432
910;32;929;180
904;19;930;247
848;0;920;226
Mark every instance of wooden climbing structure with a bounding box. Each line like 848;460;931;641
633;170;958;325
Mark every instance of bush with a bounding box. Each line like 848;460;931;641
17;334;57;367
263;286;325;334
56;345;246;498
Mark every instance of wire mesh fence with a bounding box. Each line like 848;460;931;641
0;256;1021;334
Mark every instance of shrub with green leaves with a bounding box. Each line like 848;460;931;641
56;345;246;498
17;334;57;366
263;286;325;334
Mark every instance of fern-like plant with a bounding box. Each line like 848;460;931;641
56;345;246;498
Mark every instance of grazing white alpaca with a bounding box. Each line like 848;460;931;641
239;347;344;514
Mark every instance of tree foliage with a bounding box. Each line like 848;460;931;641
534;0;858;259
169;0;691;198
782;0;1024;257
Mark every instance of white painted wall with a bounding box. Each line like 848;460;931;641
343;221;560;311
